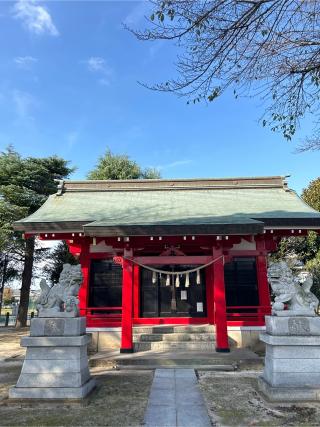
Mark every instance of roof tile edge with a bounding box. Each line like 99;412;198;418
60;176;288;193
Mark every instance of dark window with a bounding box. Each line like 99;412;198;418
225;257;259;307
88;260;122;307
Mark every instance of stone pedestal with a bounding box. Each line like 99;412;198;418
9;317;96;399
259;315;320;402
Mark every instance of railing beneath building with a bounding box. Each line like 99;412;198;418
84;305;271;327
226;305;271;325
85;307;122;327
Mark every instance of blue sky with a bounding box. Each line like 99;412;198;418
0;0;319;195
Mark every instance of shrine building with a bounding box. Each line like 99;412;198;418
14;176;320;353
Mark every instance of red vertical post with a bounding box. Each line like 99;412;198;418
133;264;140;319
120;251;134;353
66;238;90;318
256;237;271;319
213;246;230;352
78;239;90;318
206;265;214;324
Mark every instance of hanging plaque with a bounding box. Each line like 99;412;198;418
197;302;203;312
181;290;187;300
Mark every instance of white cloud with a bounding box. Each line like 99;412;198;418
156;160;193;170
84;57;113;85
14;55;38;69
12;0;59;36
87;57;106;73
12;89;37;120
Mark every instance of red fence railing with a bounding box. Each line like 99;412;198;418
226;305;271;324
86;306;122;315
85;306;123;327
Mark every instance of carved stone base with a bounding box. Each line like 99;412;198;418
275;310;315;317
9;317;95;400
259;315;320;402
39;309;77;318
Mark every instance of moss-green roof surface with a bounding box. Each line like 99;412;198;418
14;176;320;235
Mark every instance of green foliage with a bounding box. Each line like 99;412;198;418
0;147;75;214
302;178;320;212
273;232;320;264
272;177;320;295
0;201;27;252
306;252;320;299
43;242;79;284
0;147;74;249
0;147;74;323
87;149;161;180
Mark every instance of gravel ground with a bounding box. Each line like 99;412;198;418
198;370;320;427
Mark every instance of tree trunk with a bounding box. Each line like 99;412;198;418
0;254;8;317
16;237;35;328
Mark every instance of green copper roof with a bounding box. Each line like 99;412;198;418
14;176;320;235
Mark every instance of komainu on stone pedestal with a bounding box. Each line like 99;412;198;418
9;264;96;399
267;261;319;316
36;263;83;317
259;261;320;402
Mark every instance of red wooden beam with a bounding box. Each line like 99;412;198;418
120;252;134;353
132;256;212;265
39;233;85;240
206;264;214;325
133;264;140;319
213;247;229;352
255;237;271;321
77;240;90;317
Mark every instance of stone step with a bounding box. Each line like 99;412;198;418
90;355;237;370
133;325;213;334
116;357;234;366
134;333;216;343
114;364;236;371
133;341;217;352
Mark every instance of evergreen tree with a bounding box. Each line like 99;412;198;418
302;178;320;212
273;178;320;297
88;148;160;180
0;147;74;327
43;241;79;285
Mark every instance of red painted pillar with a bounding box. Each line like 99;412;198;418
66;238;90;318
78;240;90;318
213;247;230;352
120;252;134;353
133;264;140;319
206;265;214;324
256;237;271;320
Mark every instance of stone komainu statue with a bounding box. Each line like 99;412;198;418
268;260;319;316
36;263;83;317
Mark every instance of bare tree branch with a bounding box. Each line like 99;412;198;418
130;0;320;149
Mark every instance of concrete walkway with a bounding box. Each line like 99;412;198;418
144;369;211;427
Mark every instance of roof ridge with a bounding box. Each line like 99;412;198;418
57;176;288;194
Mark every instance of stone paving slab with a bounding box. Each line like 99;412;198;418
144;369;211;427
